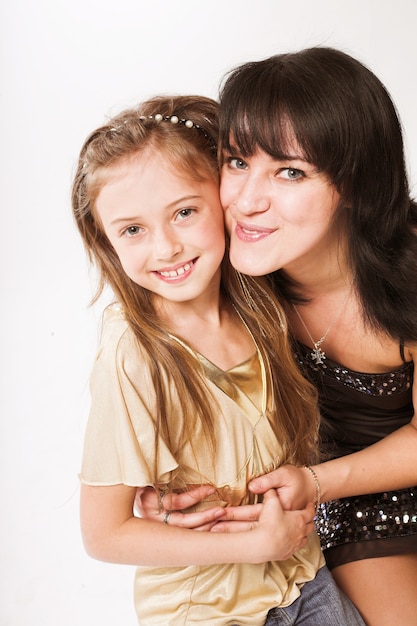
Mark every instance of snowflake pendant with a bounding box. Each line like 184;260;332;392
311;346;326;364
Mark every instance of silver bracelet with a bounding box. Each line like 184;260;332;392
303;465;321;513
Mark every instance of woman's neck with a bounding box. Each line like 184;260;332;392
284;237;352;299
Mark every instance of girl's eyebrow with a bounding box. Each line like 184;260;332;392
109;195;202;226
110;216;142;226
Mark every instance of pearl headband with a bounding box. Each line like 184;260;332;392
139;113;213;143
108;113;213;141
82;112;216;173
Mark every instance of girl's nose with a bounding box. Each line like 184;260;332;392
153;228;182;260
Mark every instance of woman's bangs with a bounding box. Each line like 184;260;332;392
222;96;298;159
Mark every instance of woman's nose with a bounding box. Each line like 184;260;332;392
228;176;271;216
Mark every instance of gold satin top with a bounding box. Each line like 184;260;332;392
80;305;324;625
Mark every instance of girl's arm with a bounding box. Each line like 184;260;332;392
135;485;230;531
80;483;315;566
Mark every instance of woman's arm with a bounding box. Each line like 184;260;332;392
210;417;417;532
138;352;417;530
80;483;316;566
137;421;417;532
250;352;417;505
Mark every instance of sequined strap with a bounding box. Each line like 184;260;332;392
296;342;413;397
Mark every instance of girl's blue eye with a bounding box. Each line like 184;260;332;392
124;225;142;236
177;208;193;220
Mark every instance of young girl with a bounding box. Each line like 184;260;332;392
72;95;365;625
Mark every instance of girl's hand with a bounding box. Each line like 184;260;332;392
135;486;226;531
246;489;316;562
209;503;263;532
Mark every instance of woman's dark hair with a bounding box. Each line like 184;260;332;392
219;46;417;342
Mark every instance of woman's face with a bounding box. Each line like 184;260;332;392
220;142;341;279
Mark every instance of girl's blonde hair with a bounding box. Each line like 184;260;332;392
72;95;319;482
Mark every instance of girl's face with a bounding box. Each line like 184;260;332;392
96;151;225;306
220;143;341;279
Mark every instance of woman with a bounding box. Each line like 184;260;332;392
141;48;417;626
218;46;417;626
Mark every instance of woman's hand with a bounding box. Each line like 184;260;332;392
135;485;226;531
249;464;316;510
211;465;315;533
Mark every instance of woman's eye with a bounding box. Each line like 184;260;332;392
280;167;304;180
224;156;248;170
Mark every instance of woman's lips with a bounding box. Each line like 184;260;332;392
235;221;276;242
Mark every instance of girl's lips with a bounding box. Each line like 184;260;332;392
154;259;197;280
235;222;276;242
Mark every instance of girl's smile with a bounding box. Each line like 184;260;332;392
154;258;197;280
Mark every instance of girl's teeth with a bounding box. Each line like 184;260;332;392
160;262;192;277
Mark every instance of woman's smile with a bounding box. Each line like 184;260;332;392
234;220;278;241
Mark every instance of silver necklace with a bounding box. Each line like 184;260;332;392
292;288;351;365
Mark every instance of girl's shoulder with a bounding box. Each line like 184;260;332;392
100;303;129;337
96;303;147;371
96;304;130;353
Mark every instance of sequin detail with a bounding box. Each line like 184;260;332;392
317;488;417;550
297;347;412;397
295;342;417;558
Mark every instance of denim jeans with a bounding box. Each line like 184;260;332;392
264;565;365;626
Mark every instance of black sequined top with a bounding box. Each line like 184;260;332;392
296;342;417;568
296;342;414;458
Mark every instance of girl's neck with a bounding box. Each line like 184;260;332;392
155;290;225;337
157;295;255;371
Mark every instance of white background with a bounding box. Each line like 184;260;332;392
1;1;416;624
